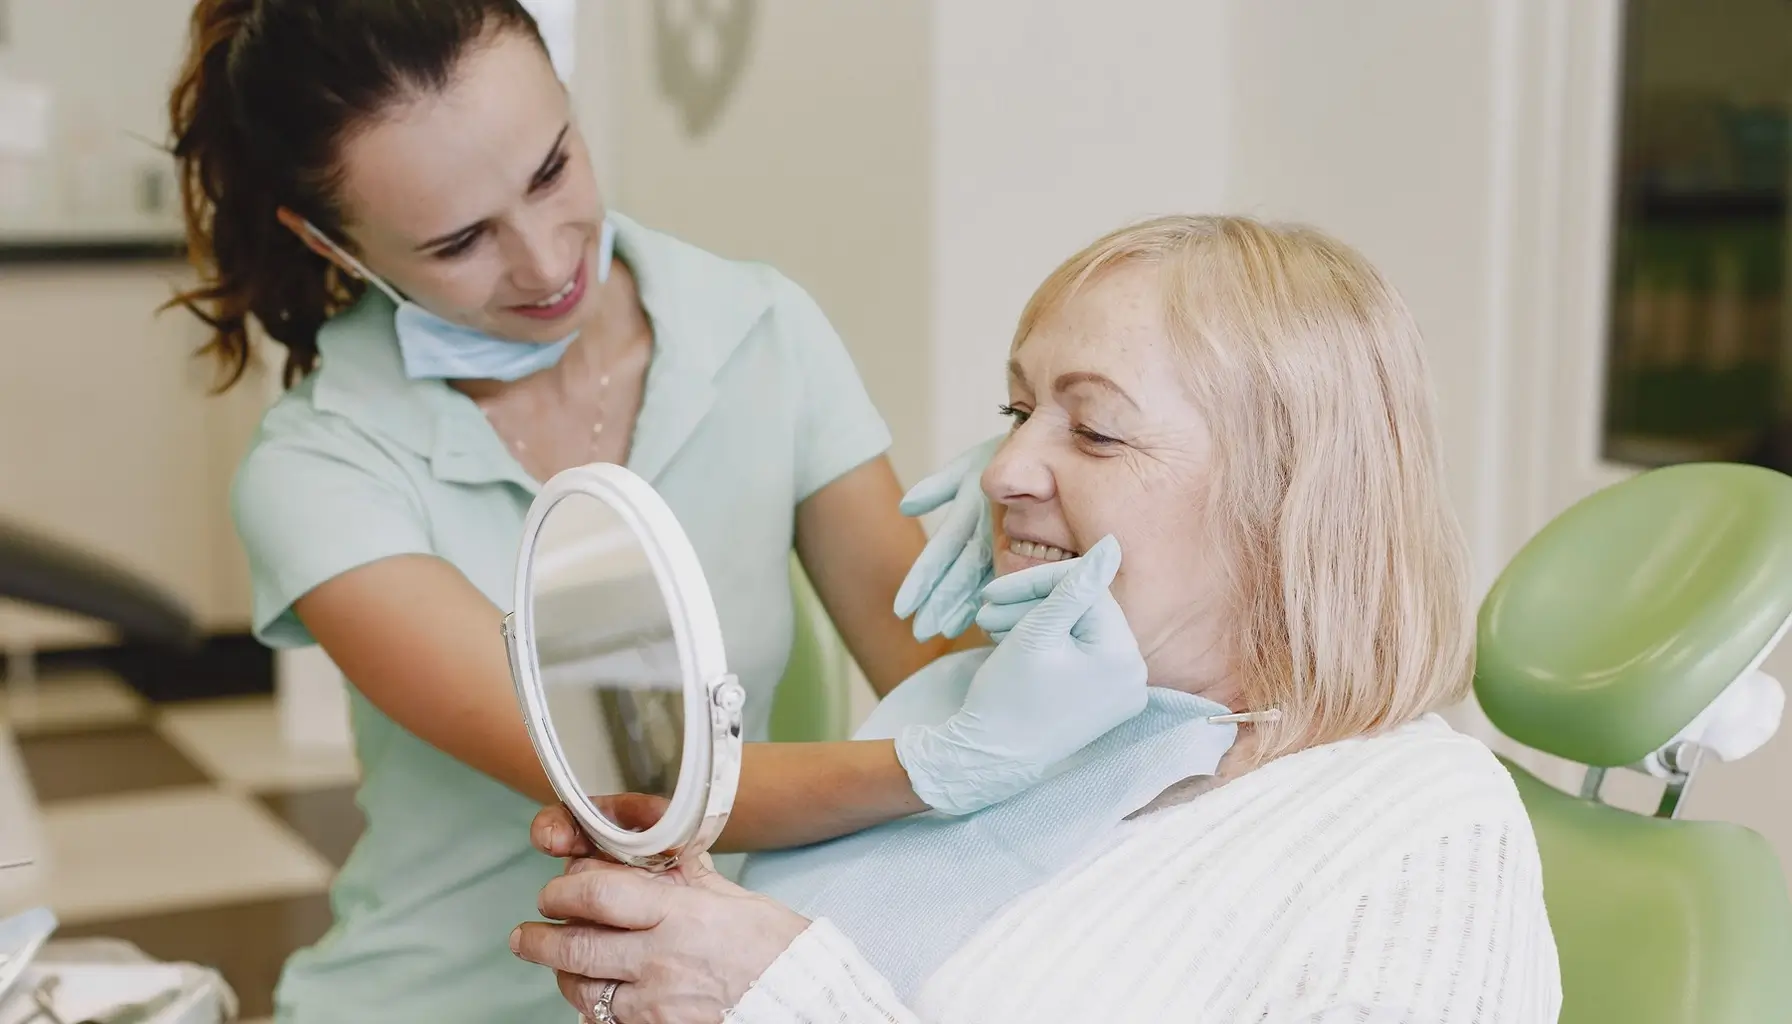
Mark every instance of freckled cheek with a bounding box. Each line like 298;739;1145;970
1089;506;1193;630
1102;532;1159;623
1057;487;1129;566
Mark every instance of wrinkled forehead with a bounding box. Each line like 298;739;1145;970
334;30;569;241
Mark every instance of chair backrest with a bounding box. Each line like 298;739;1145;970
768;555;852;743
1501;758;1790;1022
1476;463;1792;1024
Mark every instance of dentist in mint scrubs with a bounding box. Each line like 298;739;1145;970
165;1;1116;1021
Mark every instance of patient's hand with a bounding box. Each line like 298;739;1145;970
530;794;670;860
513;855;809;1023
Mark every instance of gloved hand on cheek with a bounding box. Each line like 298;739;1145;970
892;436;1004;641
894;536;1148;816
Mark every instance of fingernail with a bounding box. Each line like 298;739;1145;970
549;824;566;850
509;927;521;954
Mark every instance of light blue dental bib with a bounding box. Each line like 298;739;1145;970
740;649;1237;999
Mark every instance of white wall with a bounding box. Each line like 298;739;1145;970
601;0;1234;478
928;0;1233;465
597;1;936;481
1227;0;1509;589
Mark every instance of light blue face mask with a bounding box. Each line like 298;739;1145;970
740;648;1271;1000
292;216;617;381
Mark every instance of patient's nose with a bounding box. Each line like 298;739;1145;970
982;429;1055;506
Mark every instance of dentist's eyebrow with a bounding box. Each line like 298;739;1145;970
1054;371;1138;410
525;124;572;190
414;123;571;253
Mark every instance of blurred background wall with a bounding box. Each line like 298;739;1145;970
0;0;266;653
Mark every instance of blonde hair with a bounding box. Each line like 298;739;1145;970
1014;215;1473;761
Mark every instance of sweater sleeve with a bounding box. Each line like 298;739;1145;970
1266;811;1562;1023
725;920;922;1024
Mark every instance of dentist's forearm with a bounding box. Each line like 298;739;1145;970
713;740;927;853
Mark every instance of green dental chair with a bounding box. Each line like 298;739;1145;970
769;554;853;743
1477;462;1792;1023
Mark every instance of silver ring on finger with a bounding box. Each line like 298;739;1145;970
588;980;622;1024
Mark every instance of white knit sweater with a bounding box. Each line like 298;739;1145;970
727;713;1561;1023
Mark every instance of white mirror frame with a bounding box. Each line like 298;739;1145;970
0;906;56;1008
504;463;743;869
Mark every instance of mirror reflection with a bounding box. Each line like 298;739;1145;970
530;492;686;822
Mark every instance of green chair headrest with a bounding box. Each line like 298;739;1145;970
1476;463;1792;767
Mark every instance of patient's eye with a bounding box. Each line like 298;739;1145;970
1074;426;1120;447
997;403;1030;428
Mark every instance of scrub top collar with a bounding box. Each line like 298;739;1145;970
308;211;774;492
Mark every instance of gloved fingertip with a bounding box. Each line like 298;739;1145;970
981;558;1075;606
897;490;940;517
898;473;956;517
911;610;939;642
1066;586;1133;647
893;574;925;618
1077;535;1123;584
941;595;982;639
974;605;1021;639
976;574;1011;604
944;486;986;532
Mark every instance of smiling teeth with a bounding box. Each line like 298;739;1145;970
527;277;576;307
1010;540;1077;562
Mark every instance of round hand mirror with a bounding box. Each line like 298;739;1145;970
503;464;744;869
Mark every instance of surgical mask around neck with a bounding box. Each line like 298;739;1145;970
294;216;617;382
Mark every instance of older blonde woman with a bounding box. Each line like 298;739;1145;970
511;216;1563;1023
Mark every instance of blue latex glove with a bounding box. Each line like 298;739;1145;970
974;556;1079;644
892;436;1005;641
895;536;1148;816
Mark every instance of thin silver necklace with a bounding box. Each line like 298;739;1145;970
478;356;618;462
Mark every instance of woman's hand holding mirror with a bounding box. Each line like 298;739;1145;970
512;856;810;1024
532;795;670;861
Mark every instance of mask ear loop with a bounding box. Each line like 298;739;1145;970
596;218;617;283
276;208;406;306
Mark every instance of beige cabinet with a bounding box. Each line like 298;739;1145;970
0;262;270;648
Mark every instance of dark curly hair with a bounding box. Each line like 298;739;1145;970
165;0;547;389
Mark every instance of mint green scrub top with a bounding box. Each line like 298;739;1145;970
231;213;891;1023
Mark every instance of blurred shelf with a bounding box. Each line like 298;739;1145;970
0;240;186;263
1628;189;1788;222
0;214;186;263
1603;429;1771;467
